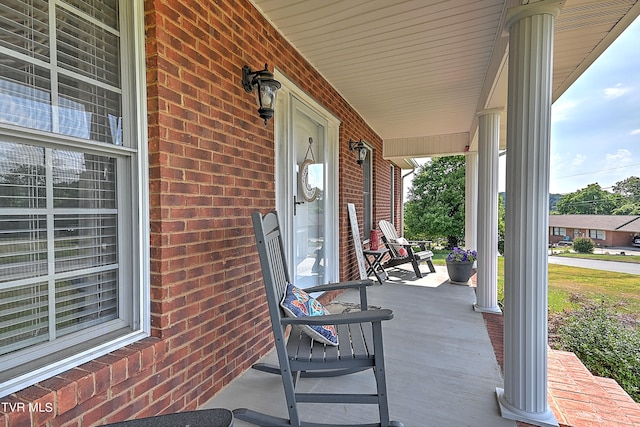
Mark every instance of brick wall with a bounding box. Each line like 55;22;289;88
549;228;637;248
0;1;397;425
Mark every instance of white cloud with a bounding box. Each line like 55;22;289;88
570;154;586;168
604;83;632;99
604;149;633;169
551;99;578;123
631;129;640;135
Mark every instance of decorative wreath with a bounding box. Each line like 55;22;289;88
299;138;319;202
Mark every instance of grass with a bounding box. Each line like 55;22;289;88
430;249;449;264
554;252;640;264
424;248;639;315
489;255;640;402
548;264;640;314
494;257;640;316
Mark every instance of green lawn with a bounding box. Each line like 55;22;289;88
555;252;640;264
495;257;640;315
430;249;450;264
426;250;639;315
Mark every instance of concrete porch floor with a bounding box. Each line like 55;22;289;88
201;265;516;427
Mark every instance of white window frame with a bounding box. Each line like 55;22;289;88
0;0;149;398
390;164;395;224
589;229;605;240
551;227;566;236
362;144;373;239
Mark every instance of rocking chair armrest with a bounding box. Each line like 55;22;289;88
281;308;394;326
407;239;431;248
303;279;374;294
407;239;431;244
392;239;430;249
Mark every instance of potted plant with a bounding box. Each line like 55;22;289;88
446;247;477;285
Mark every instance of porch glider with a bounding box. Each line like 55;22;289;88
378;220;435;278
233;211;402;427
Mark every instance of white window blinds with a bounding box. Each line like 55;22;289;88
0;0;145;396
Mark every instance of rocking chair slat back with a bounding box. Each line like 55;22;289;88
233;211;403;427
256;212;290;326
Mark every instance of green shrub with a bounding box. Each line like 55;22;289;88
573;237;595;253
558;301;640;402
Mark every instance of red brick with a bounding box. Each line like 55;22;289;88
55;380;78;415
7;0;401;425
110;356;128;385
6;408;30;427
15;386;55;426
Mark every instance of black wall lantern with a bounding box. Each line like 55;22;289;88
242;63;281;125
349;139;368;166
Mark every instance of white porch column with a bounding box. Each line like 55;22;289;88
497;1;562;426
474;110;501;314
465;152;478;253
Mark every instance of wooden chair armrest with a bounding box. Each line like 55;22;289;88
305;280;374;310
407;239;431;246
386;240;407;249
281;309;394;326
304;279;374;293
394;239;431;251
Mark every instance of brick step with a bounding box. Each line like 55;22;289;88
547;349;640;426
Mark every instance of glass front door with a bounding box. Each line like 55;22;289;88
292;101;326;288
274;72;340;289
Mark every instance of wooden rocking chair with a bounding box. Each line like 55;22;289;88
378;220;435;278
233;211;403;427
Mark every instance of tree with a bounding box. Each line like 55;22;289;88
612;176;640;199
498;194;505;255
555;183;622;215
549;193;563;213
613;203;640;215
404;156;465;248
612;176;640;214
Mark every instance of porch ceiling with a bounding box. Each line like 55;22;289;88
250;0;640;168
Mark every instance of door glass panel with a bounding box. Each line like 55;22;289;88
293;108;325;288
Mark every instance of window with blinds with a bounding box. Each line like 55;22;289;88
0;0;145;396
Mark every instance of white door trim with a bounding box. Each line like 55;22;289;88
273;70;340;284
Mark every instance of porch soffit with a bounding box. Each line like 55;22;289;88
250;0;640;166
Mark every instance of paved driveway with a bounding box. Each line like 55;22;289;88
548;255;640;275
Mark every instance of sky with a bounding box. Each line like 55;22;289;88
499;15;640;194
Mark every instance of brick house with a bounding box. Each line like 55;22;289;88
0;1;403;425
549;215;640;248
0;1;638;426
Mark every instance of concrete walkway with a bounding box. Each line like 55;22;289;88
202;266;515;427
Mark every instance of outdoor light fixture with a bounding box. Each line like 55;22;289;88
349;139;368;165
242;63;281;125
